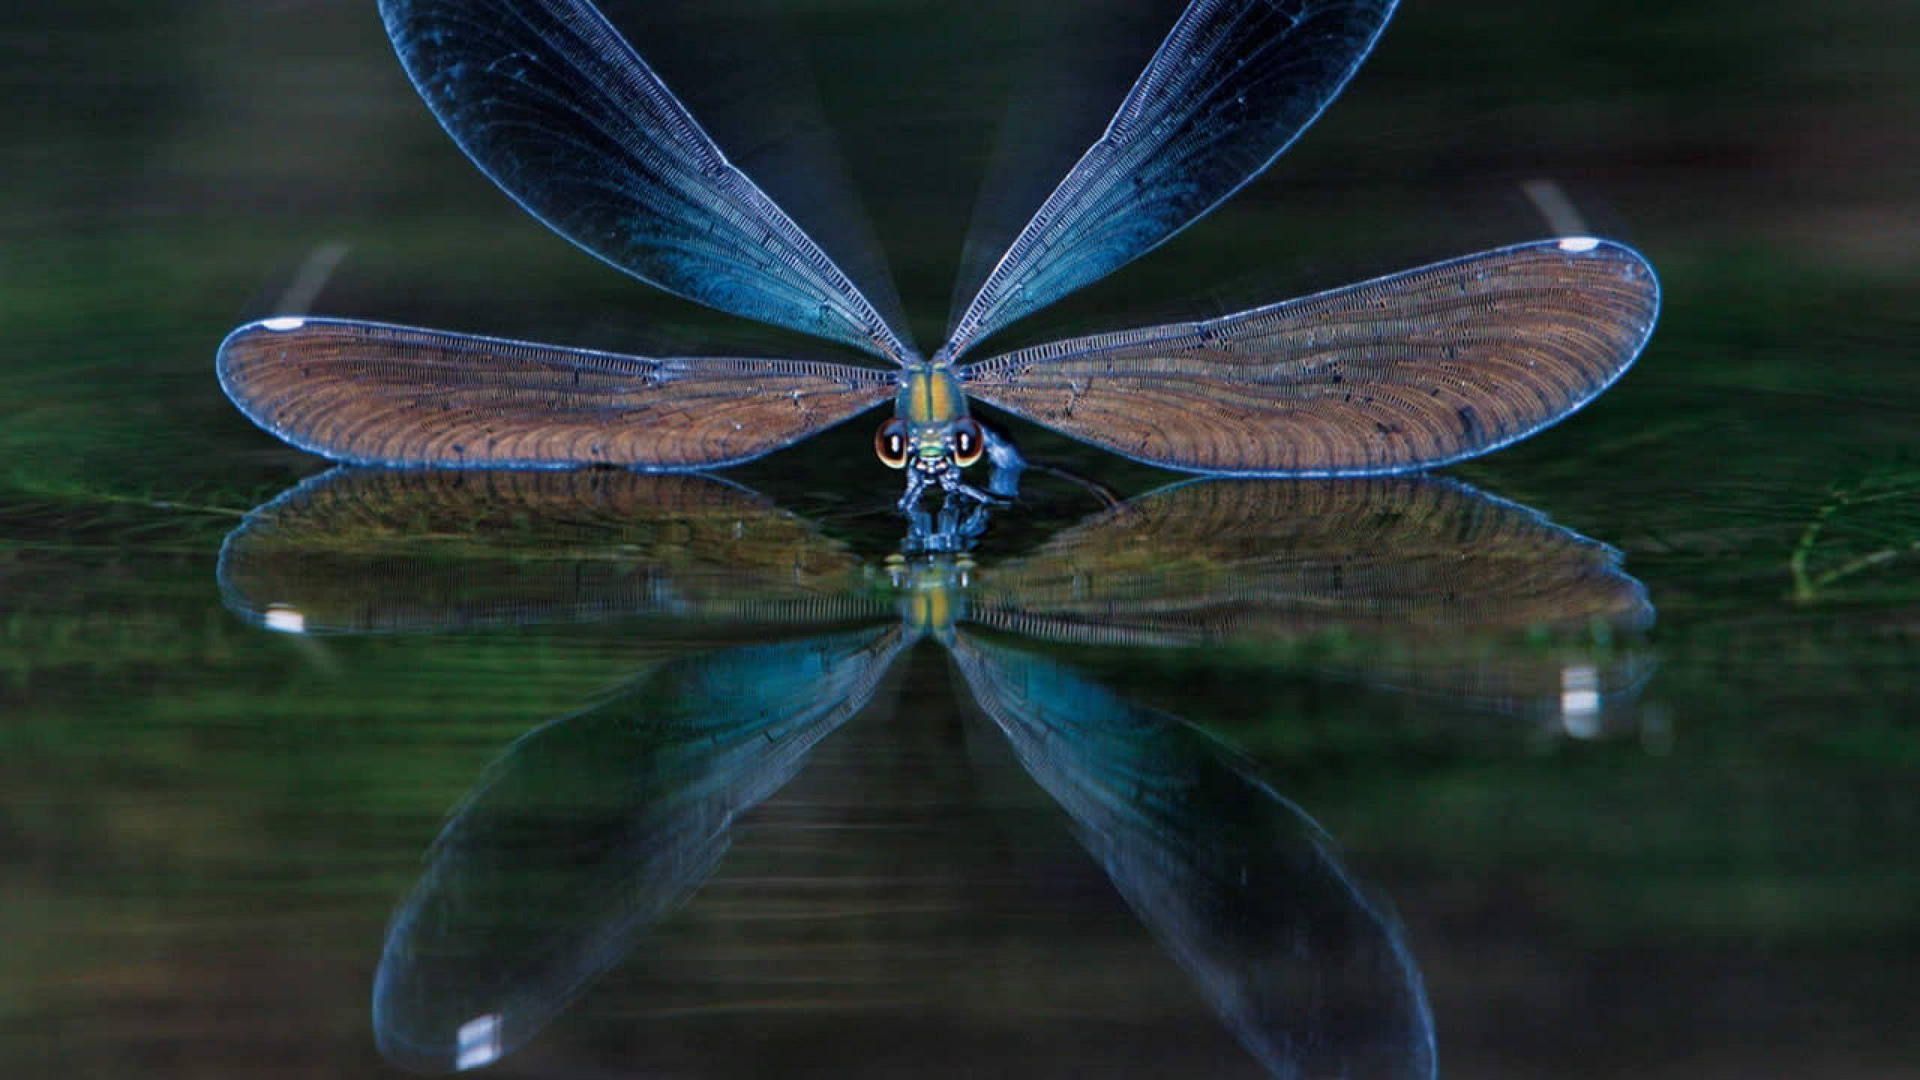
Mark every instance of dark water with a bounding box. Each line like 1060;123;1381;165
4;1;1917;1076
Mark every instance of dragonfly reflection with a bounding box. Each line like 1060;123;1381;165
218;0;1659;517
219;469;1653;1075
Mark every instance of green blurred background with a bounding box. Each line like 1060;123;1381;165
2;0;1917;1076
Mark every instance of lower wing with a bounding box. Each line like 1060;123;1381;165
375;624;909;1073
958;238;1658;475
218;468;875;636
218;317;897;468
947;631;1437;1079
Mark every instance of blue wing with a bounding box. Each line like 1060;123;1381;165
374;626;909;1073
948;632;1436;1079
379;0;915;363
945;0;1397;359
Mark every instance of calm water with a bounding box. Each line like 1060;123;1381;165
4;1;1918;1076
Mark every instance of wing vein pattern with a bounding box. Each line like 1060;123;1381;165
959;240;1658;474
380;0;914;362
218;319;896;468
945;0;1398;357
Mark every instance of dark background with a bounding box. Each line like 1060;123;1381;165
3;1;1917;1076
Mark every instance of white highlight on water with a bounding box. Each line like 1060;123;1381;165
456;1014;504;1071
1560;664;1602;737
263;604;307;634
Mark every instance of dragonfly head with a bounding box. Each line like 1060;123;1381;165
874;416;985;477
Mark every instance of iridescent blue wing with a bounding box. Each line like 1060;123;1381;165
945;0;1397;358
948;633;1436;1079
960;239;1658;474
379;0;914;363
218;317;895;470
374;626;909;1073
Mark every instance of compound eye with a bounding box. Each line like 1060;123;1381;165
874;418;910;469
951;418;985;468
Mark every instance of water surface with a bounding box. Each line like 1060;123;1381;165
3;1;1917;1076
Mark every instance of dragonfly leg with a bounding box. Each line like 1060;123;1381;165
983;424;1027;499
897;469;931;512
903;499;992;554
903;506;937;548
937;468;999;507
945;500;993;544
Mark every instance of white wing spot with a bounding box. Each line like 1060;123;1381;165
1557;236;1602;253
455;1013;503;1071
261;317;307;332
1560;664;1602;736
263;604;307;634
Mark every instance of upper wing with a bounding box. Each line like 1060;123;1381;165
945;0;1397;358
959;239;1659;474
218;317;895;469
379;0;913;363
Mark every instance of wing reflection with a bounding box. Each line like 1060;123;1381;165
374;626;909;1072
220;470;1652;1075
218;468;879;635
976;477;1654;722
949;632;1435;1078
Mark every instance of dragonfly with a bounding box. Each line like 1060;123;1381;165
217;0;1660;515
217;467;1655;1076
220;469;1653;715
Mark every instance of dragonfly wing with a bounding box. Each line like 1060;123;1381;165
969;477;1656;717
217;468;878;636
375;625;908;1073
945;0;1397;357
948;633;1436;1079
218;317;895;469
379;0;913;362
959;239;1658;474
977;476;1652;644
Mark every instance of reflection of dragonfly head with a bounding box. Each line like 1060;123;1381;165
215;468;1668;1078
886;553;975;647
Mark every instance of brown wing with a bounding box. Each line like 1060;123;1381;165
959;239;1658;474
217;317;897;468
970;477;1655;717
218;468;878;635
973;477;1652;645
